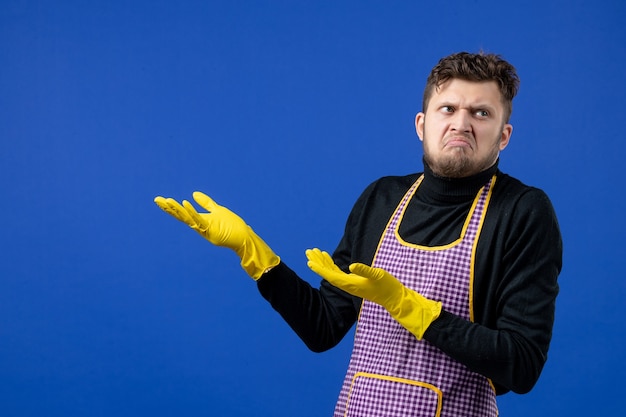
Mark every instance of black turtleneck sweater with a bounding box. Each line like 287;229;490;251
257;162;562;395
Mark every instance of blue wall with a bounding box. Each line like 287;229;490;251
1;1;624;415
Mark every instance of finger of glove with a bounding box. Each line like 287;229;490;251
306;253;370;297
192;191;218;213
307;259;348;285
320;269;371;298
181;200;208;231
305;248;342;272
350;263;387;281
154;197;193;224
169;198;199;225
306;249;341;279
154;196;174;215
350;263;404;307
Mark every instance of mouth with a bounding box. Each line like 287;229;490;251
444;136;473;149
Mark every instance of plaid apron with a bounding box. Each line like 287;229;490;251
333;175;498;417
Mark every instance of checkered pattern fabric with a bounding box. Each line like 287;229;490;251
333;176;498;417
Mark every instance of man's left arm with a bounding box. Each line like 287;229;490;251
423;189;562;394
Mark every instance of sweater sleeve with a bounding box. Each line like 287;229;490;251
256;262;360;352
422;188;562;394
254;186;373;352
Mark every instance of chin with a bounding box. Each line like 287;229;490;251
426;155;474;178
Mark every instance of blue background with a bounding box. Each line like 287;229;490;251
1;1;624;416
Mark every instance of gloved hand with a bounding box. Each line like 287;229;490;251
305;248;441;339
154;192;280;280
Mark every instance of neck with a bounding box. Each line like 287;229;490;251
420;158;498;203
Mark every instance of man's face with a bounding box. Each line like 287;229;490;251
415;78;513;178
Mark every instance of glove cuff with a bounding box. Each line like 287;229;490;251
387;288;442;340
236;228;281;280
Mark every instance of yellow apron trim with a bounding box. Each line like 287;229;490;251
371;175;494;257
469;175;496;322
371;175;422;265
345;372;443;417
395;179;489;251
369;174;496;321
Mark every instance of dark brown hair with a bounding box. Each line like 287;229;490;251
422;52;520;122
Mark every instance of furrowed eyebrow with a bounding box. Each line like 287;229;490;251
471;103;496;110
456;102;496;113
437;101;458;110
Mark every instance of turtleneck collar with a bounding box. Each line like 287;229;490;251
419;158;499;204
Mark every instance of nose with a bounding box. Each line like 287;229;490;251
450;109;472;133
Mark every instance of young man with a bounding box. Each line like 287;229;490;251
155;52;562;417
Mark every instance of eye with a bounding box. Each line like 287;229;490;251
441;105;455;113
475;109;489;118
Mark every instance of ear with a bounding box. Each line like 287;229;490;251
415;112;425;142
498;123;513;151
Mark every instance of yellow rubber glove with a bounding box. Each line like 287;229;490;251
154;192;280;280
305;248;442;340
